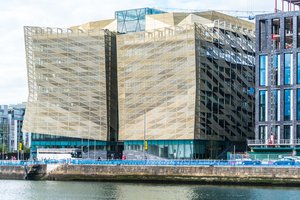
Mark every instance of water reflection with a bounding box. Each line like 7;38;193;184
0;180;300;200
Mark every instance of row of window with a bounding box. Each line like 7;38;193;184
259;16;300;50
258;89;300;121
259;53;297;86
258;125;300;140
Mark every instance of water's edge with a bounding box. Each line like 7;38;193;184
2;164;300;187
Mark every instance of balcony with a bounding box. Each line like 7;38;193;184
247;139;300;146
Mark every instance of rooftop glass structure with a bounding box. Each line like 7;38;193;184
115;8;165;33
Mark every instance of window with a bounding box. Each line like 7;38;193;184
298;89;300;120
259;90;266;121
284;53;292;85
298;17;300;48
259;55;267;86
283;125;291;140
273;54;280;85
284;17;293;49
259;126;266;141
272;18;280;50
297;125;300;139
259;20;267;51
297;53;300;84
284;89;291;121
272;90;279;121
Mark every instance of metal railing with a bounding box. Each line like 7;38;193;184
247;139;300;146
1;159;300;167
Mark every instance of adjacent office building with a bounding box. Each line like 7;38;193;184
8;103;31;152
248;0;300;156
0;105;9;154
0;104;30;154
23;8;255;159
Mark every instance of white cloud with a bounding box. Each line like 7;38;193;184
0;0;273;105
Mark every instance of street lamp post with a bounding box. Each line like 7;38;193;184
81;138;83;159
2;126;4;160
1;121;5;160
143;111;146;160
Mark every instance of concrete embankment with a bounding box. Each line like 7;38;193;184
46;165;300;186
2;164;300;186
0;165;26;180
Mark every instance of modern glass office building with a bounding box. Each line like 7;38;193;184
118;11;255;159
23;8;255;159
249;1;300;156
22;27;118;156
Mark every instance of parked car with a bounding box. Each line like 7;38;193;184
273;158;295;166
241;160;261;165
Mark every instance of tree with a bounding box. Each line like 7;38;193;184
0;143;8;154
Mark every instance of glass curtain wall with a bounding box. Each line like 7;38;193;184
116;8;165;33
124;140;194;159
31;133;107;150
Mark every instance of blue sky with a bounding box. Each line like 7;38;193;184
0;0;273;105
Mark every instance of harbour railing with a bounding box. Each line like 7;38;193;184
1;159;300;167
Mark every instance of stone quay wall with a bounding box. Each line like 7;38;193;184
0;165;26;180
46;165;300;186
2;164;300;186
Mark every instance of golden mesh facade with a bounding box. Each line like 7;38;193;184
118;21;255;142
23;27;116;141
118;26;197;140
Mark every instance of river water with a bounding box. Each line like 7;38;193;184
1;180;300;200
